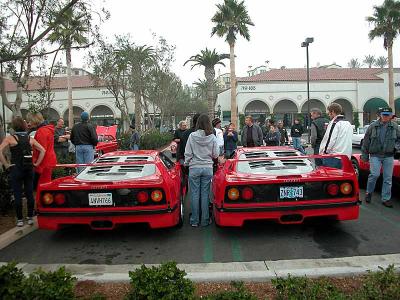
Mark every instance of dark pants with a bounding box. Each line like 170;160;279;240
55;147;68;161
9;166;34;220
314;143;323;166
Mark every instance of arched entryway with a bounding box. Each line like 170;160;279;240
244;100;270;123
63;106;84;127
41;108;60;124
273;99;298;126
333;98;353;122
90;105;115;126
301;99;326;127
363;97;388;124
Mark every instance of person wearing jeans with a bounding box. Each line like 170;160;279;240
290;119;305;154
366;156;394;203
184;114;219;227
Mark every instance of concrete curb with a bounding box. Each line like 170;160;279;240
1;253;399;282
0;217;38;250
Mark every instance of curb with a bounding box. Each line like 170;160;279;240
1;253;399;282
0;217;38;250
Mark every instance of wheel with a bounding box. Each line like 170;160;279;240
176;195;184;228
359;139;363;148
351;158;360;179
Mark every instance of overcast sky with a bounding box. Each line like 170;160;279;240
79;0;399;85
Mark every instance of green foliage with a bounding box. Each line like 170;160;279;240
0;262;26;300
203;281;257;300
272;274;345;300
126;261;195;300
353;265;400;300
52;154;76;179
353;112;360;129
139;130;173;150
119;131;133;150
239;114;245;130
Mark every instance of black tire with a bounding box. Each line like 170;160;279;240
176;195;184;228
351;158;367;188
359;139;363;148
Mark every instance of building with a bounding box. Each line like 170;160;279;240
216;67;400;128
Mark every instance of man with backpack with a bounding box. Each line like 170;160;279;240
310;108;329;165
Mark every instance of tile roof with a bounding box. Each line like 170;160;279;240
4;75;105;92
238;68;386;82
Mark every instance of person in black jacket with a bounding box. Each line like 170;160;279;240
277;120;289;145
70;112;98;171
290;119;305;154
310;108;329;165
264;125;281;146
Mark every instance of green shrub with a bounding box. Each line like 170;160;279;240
272;274;345;300
0;262;25;300
52;155;76;179
125;261;195;300
22;266;76;300
139;130;173;150
203;281;257;300
353;265;400;300
119;131;132;150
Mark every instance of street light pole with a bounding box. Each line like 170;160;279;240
301;37;314;143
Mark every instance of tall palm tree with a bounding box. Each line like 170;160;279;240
367;0;400;110
211;0;254;127
184;48;228;119
363;55;376;68
375;55;389;68
48;7;89;126
348;58;361;68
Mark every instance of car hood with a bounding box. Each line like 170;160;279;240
96;125;117;139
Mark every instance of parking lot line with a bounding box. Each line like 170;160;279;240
203;227;214;263
361;205;400;229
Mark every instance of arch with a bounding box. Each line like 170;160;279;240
41;108;60;124
243;99;270;122
272;99;299;126
332;98;354;122
63;106;85;126
90;104;115;126
301;98;326;113
362;97;388;124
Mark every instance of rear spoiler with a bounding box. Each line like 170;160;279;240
55;161;157;168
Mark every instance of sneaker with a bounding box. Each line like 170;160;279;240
201;218;213;227
16;220;24;227
365;193;372;204
26;217;34;225
190;223;199;227
382;200;394;208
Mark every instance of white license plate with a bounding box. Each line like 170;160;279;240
279;186;304;199
88;193;113;206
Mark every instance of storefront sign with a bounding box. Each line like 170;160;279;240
240;85;256;91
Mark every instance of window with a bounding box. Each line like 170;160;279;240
74;70;80;75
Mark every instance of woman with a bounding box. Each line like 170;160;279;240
0;117;45;227
184;114;219;227
26;112;57;188
223;123;238;158
264;125;281;146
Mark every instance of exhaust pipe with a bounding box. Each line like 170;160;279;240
280;214;304;224
90;220;114;230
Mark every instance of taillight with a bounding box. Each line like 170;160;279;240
150;190;163;202
327;183;339;196
340;182;353;195
241;187;254;200
137;191;149;203
54;193;66;205
227;188;240;200
42;193;54;205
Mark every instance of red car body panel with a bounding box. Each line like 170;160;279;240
351;153;400;180
96;125;118;154
36;150;183;230
213;147;360;227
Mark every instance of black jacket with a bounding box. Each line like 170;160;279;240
290;124;304;137
177;128;195;160
70;122;98;147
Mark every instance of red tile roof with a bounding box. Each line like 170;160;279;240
4;75;105;92
238;68;386;82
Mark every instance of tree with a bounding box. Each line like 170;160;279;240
211;0;254;127
363;54;376;68
348;58;361;68
375;55;389;68
367;0;400;110
184;48;228;119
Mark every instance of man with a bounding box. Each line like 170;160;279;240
310;108;329;165
129;125;140;150
319;103;353;169
173;120;187;159
277;120;289;145
290;119;305;154
212;118;224;155
70;112;98;171
54;118;70;161
361;107;400;208
241;116;263;147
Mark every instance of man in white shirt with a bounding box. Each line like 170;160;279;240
212;118;224;156
319;103;353;169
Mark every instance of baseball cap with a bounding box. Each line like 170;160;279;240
81;111;89;121
380;107;393;115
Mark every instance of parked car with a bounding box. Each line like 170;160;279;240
352;126;369;148
36;150;185;230
212;146;360;227
95;125;118;155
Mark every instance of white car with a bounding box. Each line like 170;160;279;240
352;126;368;147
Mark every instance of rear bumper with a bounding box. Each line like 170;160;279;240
37;205;179;230
214;201;360;227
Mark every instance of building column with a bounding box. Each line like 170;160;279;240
358;112;364;128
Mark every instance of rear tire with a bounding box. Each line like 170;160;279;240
176;195;184;228
359;139;363;148
352;158;366;188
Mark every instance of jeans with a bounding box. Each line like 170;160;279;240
9;166;34;220
131;144;139;150
188;167;213;226
76;144;95;172
366;156;394;202
322;157;342;169
292;137;305;154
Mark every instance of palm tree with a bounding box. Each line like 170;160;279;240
367;0;400;110
375;55;389;68
363;55;376;68
348;58;361;68
48;7;89;126
184;48;228;119
211;0;254;127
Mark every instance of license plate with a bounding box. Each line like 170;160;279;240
88;193;113;206
279;186;304;199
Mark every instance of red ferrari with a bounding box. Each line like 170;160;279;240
95;125;118;155
36;150;184;230
212;147;360;227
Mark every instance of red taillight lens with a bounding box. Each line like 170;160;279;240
327;183;339;196
137;191;149;203
150;190;163;202
241;187;254;200
54;193;66;205
227;188;240;200
340;182;353;195
42;193;54;205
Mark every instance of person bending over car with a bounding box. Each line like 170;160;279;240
361;107;400;208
